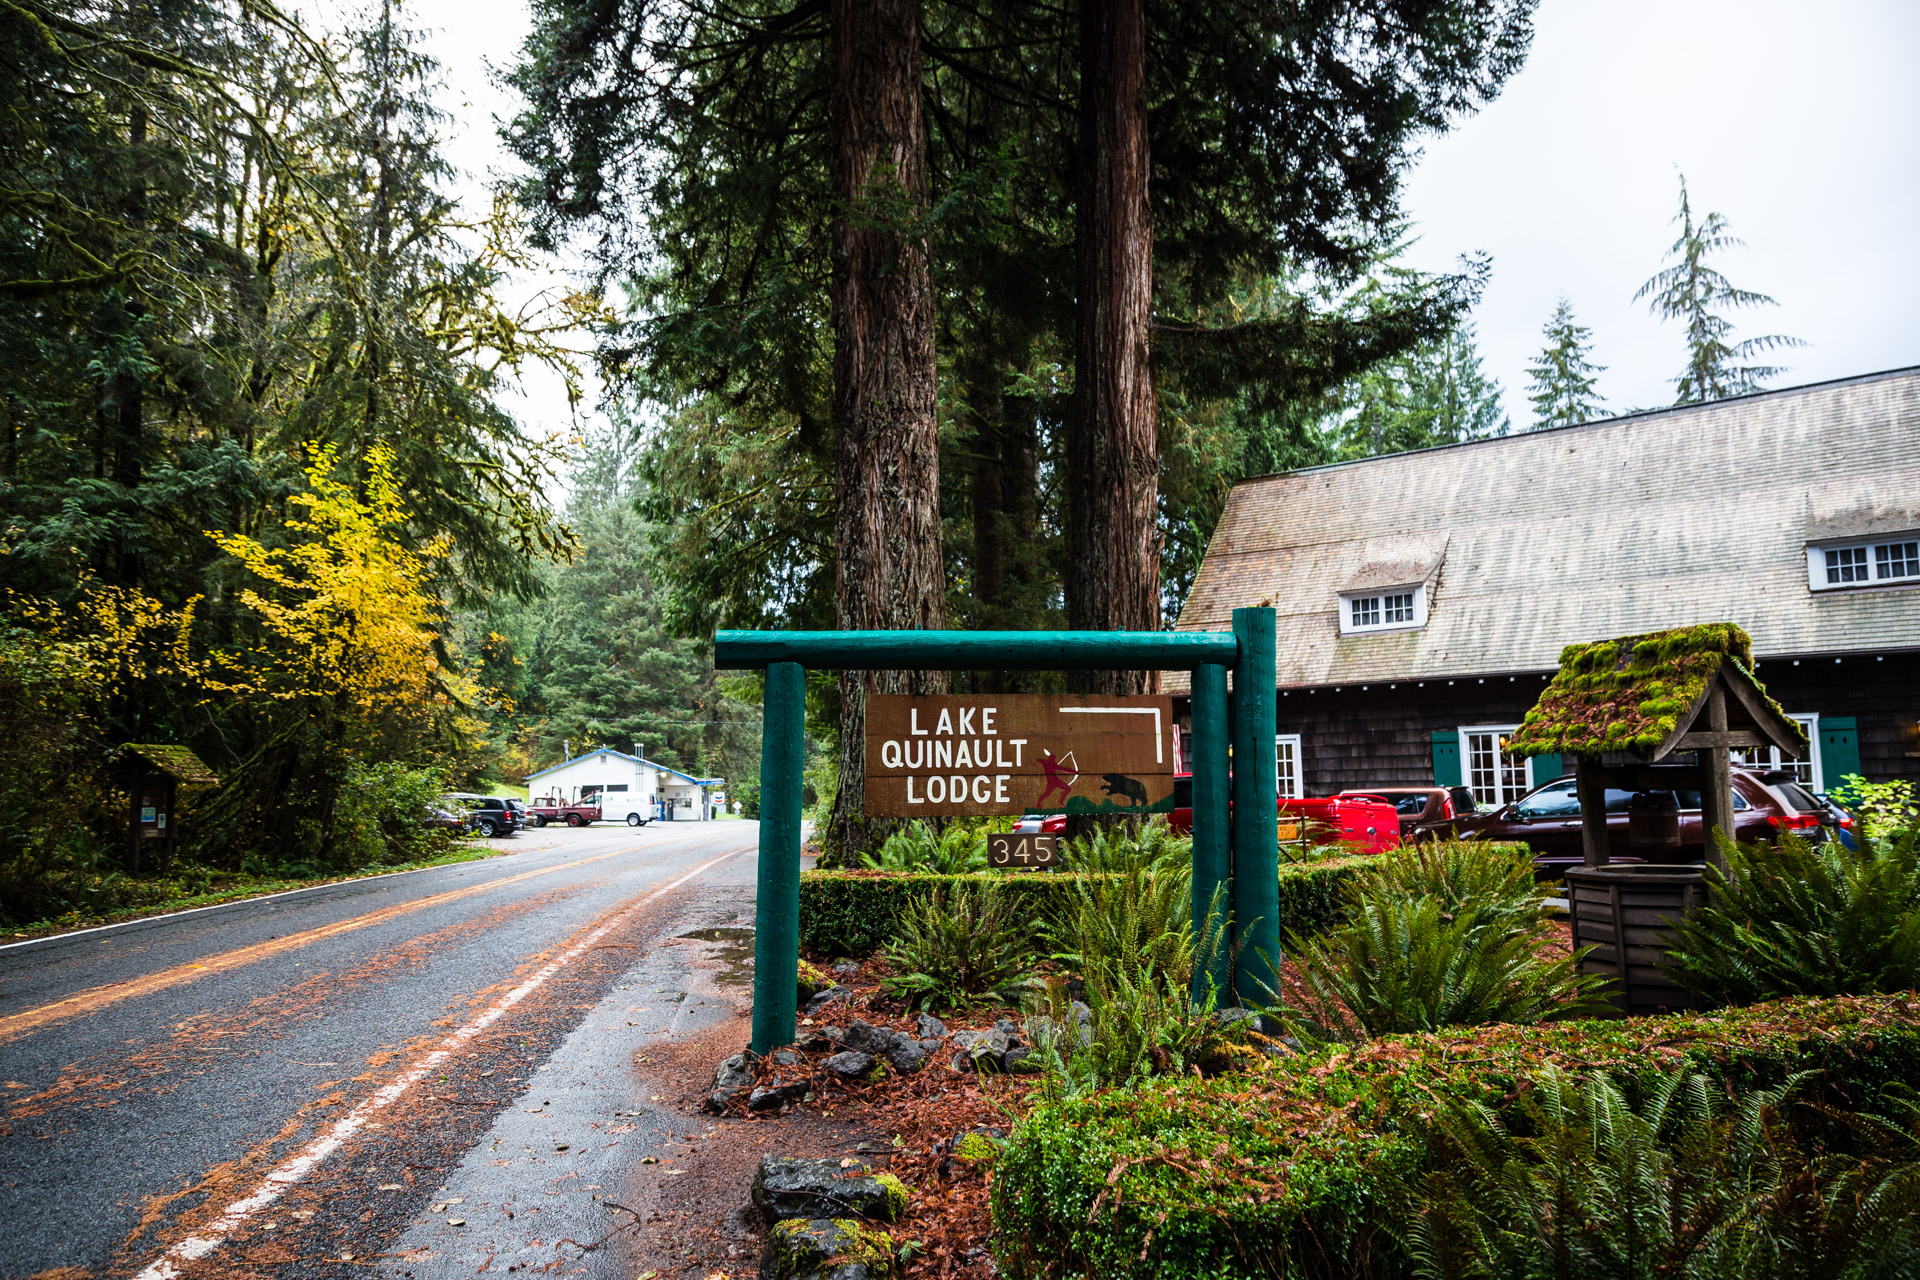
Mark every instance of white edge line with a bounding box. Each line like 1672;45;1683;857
131;845;746;1280
0;851;534;953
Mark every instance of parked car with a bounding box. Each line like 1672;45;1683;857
1331;786;1475;838
1410;765;1827;879
448;793;524;838
1777;777;1859;851
1011;775;1402;855
526;795;603;828
421;803;470;833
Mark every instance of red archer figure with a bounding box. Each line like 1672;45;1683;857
1035;749;1079;808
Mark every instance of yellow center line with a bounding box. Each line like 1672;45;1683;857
0;844;653;1047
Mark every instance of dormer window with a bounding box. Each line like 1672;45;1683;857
1339;584;1427;634
1807;534;1920;592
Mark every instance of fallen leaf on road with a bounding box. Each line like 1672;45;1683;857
4;1082;28;1089
555;1144;570;1152
640;1157;658;1164
448;1219;466;1227
377;1183;404;1191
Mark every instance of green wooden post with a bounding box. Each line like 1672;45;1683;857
1190;662;1231;1004
751;661;806;1056
1231;607;1278;1006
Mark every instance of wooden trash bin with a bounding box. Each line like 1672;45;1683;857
1562;864;1712;1016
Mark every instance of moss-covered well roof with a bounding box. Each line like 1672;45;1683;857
121;744;220;785
1509;623;1805;759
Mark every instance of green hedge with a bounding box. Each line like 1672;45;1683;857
798;856;1384;958
990;994;1920;1280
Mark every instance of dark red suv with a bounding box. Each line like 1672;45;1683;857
1410;765;1827;879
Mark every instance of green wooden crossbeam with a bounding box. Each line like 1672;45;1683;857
715;628;1239;670
721;620;1273;1054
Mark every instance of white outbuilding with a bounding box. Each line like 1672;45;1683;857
524;747;725;824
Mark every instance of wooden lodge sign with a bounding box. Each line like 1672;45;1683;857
865;694;1176;817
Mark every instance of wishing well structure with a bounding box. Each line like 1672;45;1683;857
1509;624;1806;1013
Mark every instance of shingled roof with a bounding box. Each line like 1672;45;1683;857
120;744;220;785
1168;367;1920;692
1508;623;1806;759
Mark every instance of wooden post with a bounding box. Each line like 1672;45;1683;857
1231;607;1279;1007
1190;662;1231;1004
1701;680;1735;874
751;661;807;1055
1575;756;1610;866
125;775;144;875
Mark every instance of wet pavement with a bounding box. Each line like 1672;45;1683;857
0;820;763;1280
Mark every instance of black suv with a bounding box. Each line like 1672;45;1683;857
448;793;524;838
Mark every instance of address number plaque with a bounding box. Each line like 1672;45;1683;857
987;832;1059;869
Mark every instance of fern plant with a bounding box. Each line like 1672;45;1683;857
1056;815;1191;874
1404;1066;1787;1279
1031;869;1234;1092
1404;1068;1920;1280
880;878;1033;1012
862;818;988;873
1286;841;1608;1040
1666;828;1920;1003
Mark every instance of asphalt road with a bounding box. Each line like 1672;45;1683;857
0;819;765;1280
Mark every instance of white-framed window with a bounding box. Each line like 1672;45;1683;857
1807;535;1920;591
1338;584;1428;634
1731;713;1821;789
1275;733;1304;799
1459;725;1532;809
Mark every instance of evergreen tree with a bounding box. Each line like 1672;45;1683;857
1635;175;1804;404
1526;297;1605;428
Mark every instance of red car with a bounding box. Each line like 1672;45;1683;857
1334;786;1478;839
1410;766;1828;879
525;795;603;828
1012;774;1402;855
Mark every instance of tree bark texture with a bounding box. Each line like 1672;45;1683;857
1067;0;1160;696
964;347;1040;693
823;0;947;858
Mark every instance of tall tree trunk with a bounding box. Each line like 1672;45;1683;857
821;0;946;860
1067;0;1159;696
964;346;1039;694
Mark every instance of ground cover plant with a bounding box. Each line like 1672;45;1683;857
990;995;1920;1280
1667;828;1920;1003
1285;840;1608;1040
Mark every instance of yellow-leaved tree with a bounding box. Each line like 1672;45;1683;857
206;444;476;718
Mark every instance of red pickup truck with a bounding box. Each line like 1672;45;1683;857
526;796;602;828
1013;774;1401;855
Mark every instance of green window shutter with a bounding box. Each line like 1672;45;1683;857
1818;717;1861;789
1531;752;1564;783
1432;729;1462;787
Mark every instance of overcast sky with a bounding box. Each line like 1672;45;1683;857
387;0;1920;436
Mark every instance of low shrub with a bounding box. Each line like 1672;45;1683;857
991;995;1920;1280
1667;828;1920;1003
881;878;1035;1012
799;854;1379;958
